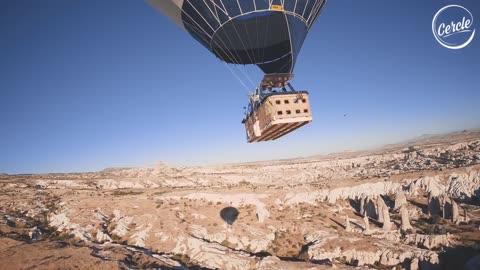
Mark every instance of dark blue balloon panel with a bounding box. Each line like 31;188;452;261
180;0;327;74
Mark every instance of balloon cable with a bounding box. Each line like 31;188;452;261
223;63;251;93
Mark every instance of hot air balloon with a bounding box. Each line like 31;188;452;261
149;0;327;142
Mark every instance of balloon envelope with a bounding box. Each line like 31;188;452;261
149;0;327;74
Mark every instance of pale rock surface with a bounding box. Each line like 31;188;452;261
345;216;352;232
404;170;480;201
394;191;407;210
283;181;402;205
363;215;371;234
154;231;170;242
408;182;418;196
191;213;207;220
410;257;419;270
400;204;413;231
463;208;470;223
302;229;441;267
95;229;112;243
111;210;133;237
359;195;366;216
49;211;92;241
307;238;439;267
35;179;91;190
446;171;480;200
382;205;392;231
255;256;324;270
403;234;452;249
131;224;152;247
414;176;445;197
172;235;255;270
189;224;275;253
452;200;460;224
377;196;385;223
165;193;270;222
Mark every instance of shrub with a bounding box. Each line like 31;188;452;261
171;254;191;266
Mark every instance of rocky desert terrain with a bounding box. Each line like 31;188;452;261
1;130;480;270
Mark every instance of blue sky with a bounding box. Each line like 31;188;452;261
1;0;479;174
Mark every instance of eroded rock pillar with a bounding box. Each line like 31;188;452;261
400;204;413;231
345;215;352;232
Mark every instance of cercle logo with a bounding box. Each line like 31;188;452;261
432;5;476;49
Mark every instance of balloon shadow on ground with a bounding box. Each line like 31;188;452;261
220;207;239;225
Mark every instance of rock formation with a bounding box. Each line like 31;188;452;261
410;257;419;270
404;234;452;249
408;182;418;196
306;230;440;267
382;204;392;231
359;194;366;216
394;191;407;210
376;196;386;223
440;195;447;219
442;196;453;219
345;216;352;232
363;215;371;234
400;204;413;231
463;207;470;223
452;200;459;224
377;195;393;230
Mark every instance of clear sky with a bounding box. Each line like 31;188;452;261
1;0;479;174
